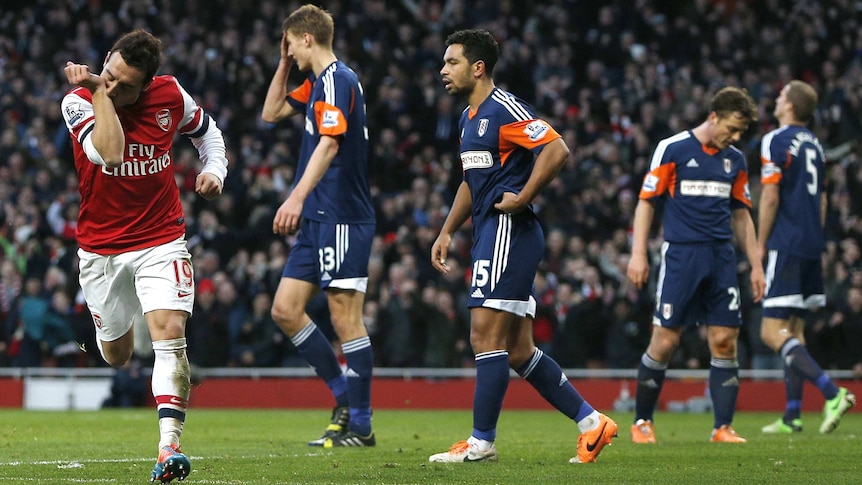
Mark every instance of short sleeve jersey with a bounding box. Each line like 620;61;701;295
458;87;561;227
61;76;210;254
286;60;374;224
760;125;826;255
638;130;751;243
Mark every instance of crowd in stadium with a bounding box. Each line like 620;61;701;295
0;0;861;376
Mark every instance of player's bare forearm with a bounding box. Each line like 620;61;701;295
432;182;471;274
441;181;472;236
756;184;779;250
733;207;765;301
516;138;569;205
261;54;296;123
291;135;339;201
626;199;654;289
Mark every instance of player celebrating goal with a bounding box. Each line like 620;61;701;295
62;29;228;483
428;29;617;464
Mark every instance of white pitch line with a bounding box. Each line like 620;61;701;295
0;452;322;467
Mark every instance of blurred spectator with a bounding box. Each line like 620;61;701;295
186;278;230;367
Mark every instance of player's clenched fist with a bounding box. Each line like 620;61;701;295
64;61;104;92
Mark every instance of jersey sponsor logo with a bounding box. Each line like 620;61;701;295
93;313;103;329
477;118;489;137
102;152;172;177
686;158;699;167
156;109;172;132
679;180;731;198
64;102;85;127
177;290;192;298
322;109;340;128
461;151;494;170
723;158;732;173
642;174;659;192
523;120;549;141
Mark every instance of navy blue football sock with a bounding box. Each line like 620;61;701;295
472;350;509;443
781;338;838;400
343;336;374;436
710;358;739;428
517;348;592;421
635;353;667;423
291;322;348;407
783;359;804;422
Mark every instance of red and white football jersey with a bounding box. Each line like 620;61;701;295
62;76;209;254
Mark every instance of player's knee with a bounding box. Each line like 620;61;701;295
102;345;133;367
710;337;738;358
759;325;782;351
271;302;302;331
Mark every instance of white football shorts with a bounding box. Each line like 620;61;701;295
78;237;195;342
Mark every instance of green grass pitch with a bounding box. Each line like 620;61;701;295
1;409;860;484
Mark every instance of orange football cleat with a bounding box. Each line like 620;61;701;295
710;425;747;443
570;413;618;463
631;419;656;444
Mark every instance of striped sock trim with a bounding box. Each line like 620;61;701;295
710;357;739;369
290;322;317;347
641;353;668;370
342;336;371;354
475;350;508;362
517;349;543;378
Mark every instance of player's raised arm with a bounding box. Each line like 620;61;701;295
64;60;125;166
262;33;300;123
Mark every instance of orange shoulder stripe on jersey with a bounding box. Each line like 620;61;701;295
313;101;347;137
638;163;676;199
498;120;561;166
732;169;752;208
288;79;312;105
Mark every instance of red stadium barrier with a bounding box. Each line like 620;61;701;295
1;376;857;412
187;377;861;412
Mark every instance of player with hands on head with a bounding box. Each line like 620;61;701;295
627;86;763;445
428;29;617;465
61;29;228;483
261;4;377;448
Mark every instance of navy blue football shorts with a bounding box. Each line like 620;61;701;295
466;212;542;318
282;219;374;293
762;249;825;319
653;240;742;328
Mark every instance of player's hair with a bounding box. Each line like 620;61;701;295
283;4;334;48
786;80;818;124
710;86;758;123
445;29;499;77
110;29;162;83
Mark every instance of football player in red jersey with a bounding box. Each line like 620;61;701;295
62;29;228;483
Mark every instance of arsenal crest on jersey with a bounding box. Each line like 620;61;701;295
156;109;172;132
723;158;732;173
477;118;489;137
